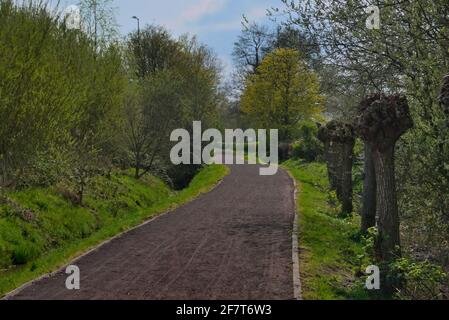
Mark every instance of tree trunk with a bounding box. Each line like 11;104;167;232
134;150;141;179
340;141;355;214
439;74;449;124
326;141;339;191
78;181;84;206
372;145;401;262
318;121;355;214
361;143;377;233
356;93;413;297
135;165;140;179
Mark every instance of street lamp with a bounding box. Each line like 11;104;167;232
132;16;143;78
132;16;140;38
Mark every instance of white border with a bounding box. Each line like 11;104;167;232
285;169;302;300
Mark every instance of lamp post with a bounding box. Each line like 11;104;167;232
132;16;140;38
132;16;143;78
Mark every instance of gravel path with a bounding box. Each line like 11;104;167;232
9;165;296;300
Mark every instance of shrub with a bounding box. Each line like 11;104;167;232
390;258;447;300
12;242;41;265
359;227;447;300
166;164;201;190
291;121;323;162
15;148;70;189
0;240;12;269
55;183;81;206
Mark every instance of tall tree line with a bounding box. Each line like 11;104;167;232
0;0;124;198
273;0;449;296
124;27;222;189
0;0;222;198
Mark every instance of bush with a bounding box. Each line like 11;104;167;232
291;121;323;162
12;242;41;265
390;258;447;300
166;164;202;190
55;183;81;206
0;241;12;269
278;142;292;162
15;148;70;189
358;227;448;300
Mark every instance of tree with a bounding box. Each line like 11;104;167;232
358;94;381;234
0;0;126;205
232;20;272;75
79;0;118;49
122;84;146;179
176;35;221;127
120;70;184;181
127;25;180;79
0;0;91;187
66;42;125;205
277;0;449;271
139;70;183;179
356;94;413;293
318;121;355;215
292;120;323;162
241;48;323;142
361;144;377;233
163;36;222;188
269;26;321;68
124;27;221;187
439;74;449;125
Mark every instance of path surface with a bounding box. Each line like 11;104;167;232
9;165;296;300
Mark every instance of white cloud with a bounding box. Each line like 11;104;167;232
176;0;228;26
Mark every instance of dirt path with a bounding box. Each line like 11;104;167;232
9;165;296;300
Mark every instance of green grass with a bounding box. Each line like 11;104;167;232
0;164;229;297
283;160;370;300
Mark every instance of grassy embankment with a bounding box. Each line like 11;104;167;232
0;165;229;297
283;160;369;300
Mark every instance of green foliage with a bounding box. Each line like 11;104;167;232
12;243;42;265
0;0;230;298
0;236;12;269
0;1;73;184
327;190;342;217
360;227;379;264
0;0;125;191
175;165;229;203
278;0;449;284
123;27;222;186
127;25;180;78
0;1;224;207
357;227;448;300
390;258;447;300
291;121;323;162
283;160;368;300
79;0;118;46
270;26;321;67
241;48;324;141
351;139;365;200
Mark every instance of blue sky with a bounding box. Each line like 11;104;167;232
59;0;282;78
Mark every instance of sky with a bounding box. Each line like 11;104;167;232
60;0;283;78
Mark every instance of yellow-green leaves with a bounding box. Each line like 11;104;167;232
241;48;324;141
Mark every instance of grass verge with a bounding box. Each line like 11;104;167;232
0;164;229;297
283;159;369;300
